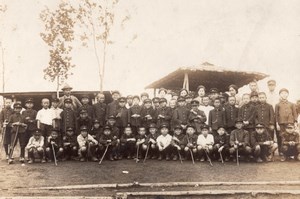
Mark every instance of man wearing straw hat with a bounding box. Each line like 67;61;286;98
58;83;82;111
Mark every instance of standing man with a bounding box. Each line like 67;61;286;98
266;80;279;110
58;83;82;111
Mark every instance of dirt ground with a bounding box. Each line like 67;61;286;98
1;154;300;198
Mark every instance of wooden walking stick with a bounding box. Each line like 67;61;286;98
143;143;150;163
99;144;109;165
189;149;195;164
135;144;140;163
9;125;20;161
0;125;7;157
204;148;213;167
177;148;183;164
51;143;58;166
219;150;224;164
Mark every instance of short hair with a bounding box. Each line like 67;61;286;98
213;98;221;102
242;93;250;98
258;92;266;96
202;95;210;99
41;98;50;103
228;95;236;100
197;85;206;92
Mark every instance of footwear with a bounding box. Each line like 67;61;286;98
92;157;99;162
127;155;131;159
19;157;25;163
166;155;170;161
118;156;123;160
200;157;205;162
109;155;114;161
297;155;300;161
256;157;263;163
152;155;157;159
41;159;46;163
225;157;229;162
280;156;286;162
173;155;178;161
158;155;162;161
47;159;52;163
266;155;273;162
80;157;85;162
6;155;9;160
28;159;33;164
8;159;13;164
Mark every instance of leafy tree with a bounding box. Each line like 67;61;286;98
40;1;77;97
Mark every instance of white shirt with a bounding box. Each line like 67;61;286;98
36;108;53;125
26;136;44;149
77;134;98;148
156;134;172;149
197;134;214;147
199;105;214;124
51;107;63;120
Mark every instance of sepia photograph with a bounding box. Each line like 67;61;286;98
0;0;300;198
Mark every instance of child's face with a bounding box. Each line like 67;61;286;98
133;98;140;105
174;129;182;135
229;87;237;96
268;84;276;92
80;112;88;119
198;88;205;97
141;96;148;101
286;126;294;134
42;100;50;108
108;119;116;126
81;98;89;105
186;127;195;135
258;94;267;103
97;94;105;103
149;128;157;134
250;96;258;103
66;130;74;136
104;129;111;135
172;95;179;100
255;127;264;134
178;101;185;107
242;95;250;104
51;132;58;139
217;128;225;135
192;105;198;110
180;90;188;97
210;93;219;100
228;97;236;105
144;102;152;109
154;102;159;108
235;122;243;129
213;100;221;108
186;98;192;103
25;102;34;109
65;102;72;108
112;93;120;101
160;102;167;107
127;98;133;105
93;123;100;129
159;91;166;97
160;127;169;135
202;97;210;106
81;131;88;137
169;100;176;108
249;82;257;92
138;128;146;135
34;134;41;140
4;99;12;108
280;91;289;100
64;90;71;96
119;101;126;107
14;108;22;114
52;102;58;108
202;129;209;136
124;128;132;135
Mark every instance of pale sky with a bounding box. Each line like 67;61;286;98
0;0;300;101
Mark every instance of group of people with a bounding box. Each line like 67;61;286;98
0;80;299;165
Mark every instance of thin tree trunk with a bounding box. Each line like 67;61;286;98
1;44;5;93
56;75;59;98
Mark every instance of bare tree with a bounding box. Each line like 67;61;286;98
76;0;131;92
40;1;77;97
0;3;7;93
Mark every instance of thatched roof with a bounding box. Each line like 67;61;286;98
145;62;268;91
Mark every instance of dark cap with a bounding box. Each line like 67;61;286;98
186;124;196;130
80;126;88;131
149;123;157;129
79;109;88;114
174;125;183;130
118;97;126;102
66;127;74;131
51;128;59;133
132;95;140;100
144;99;152;104
13;102;22;109
52;98;59;103
191;100;200;106
93;119;100;124
127;95;133;99
220;92;229;99
141;92;149;97
228;84;238;91
103;125;112;130
81;94;89;99
197;85;206;92
177;97;185;102
279;88;289;94
250;91;258;97
108;115;116;120
34;128;42;135
201;124;210;130
25;98;34;103
159;98;167;103
111;90;120;95
152;97;160;103
217;125;226;130
159;123;169;129
186;93;194;99
255;123;265;128
267;80;276;85
64;98;72;104
235;118;243;123
210;88;219;93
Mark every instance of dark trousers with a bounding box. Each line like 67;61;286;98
63;145;78;158
277;124;286;153
213;145;230;160
46;145;63;160
40;123;53;138
158;145;172;158
2;127;11;155
120;142;135;157
28;147;45;160
281;144;300;157
10;131;27;158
